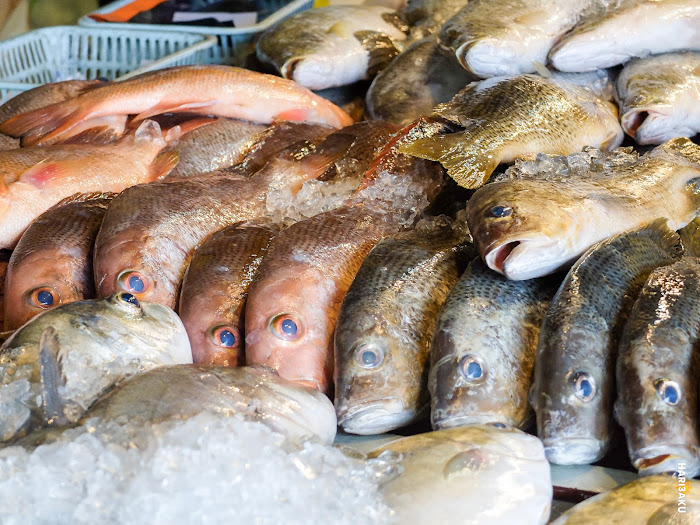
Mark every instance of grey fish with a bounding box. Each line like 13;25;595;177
334;226;469;435
430;258;557;430
615;219;700;478
398;0;470;42
531;220;683;465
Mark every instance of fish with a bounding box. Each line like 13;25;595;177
399;74;623;189
93;132;357;310
466;138;700;280
0;250;10;327
550;475;700;524
0;120;176;249
0;65;353;146
165;119;268;178
0;135;18;150
4;194;113;331
367;424;552;525
614;219;700;478
178;222;280;367
549;0;700;72
334;226;469;435
439;0;595;78
531;220;683;466
256;6;407;90
0;293;192;442
430;258;557;430
616;51;700;145
398;0;470;42
550;68;617;101
365;38;477;126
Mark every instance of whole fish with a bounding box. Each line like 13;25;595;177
334;227;468;435
551;475;700;524
0;120;176;249
256;6;407;90
165;119;267;178
0;293;192;442
365;38;476;126
549;0;700;72
178;222;279;367
430;258;557;430
399;74;623;189
440;0;595;78
4;194;113;331
466;138;700;280
615;219;700;478
94;132;356;310
531;221;682;465
367;424;552;525
0;65;353;146
617;51;700;145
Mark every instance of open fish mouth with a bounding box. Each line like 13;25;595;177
633;446;700;477
485;241;520;274
280;58;303;81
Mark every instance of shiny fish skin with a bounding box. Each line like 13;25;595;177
399;74;623;189
430;258;556;430
4;195;112;331
549;0;700;72
178;222;279;367
334;228;468;435
532;221;682;466
466;138;700;280
617;51;700;145
440;0;595;78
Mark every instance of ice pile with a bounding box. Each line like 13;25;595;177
0;413;393;525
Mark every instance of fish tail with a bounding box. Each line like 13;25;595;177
149;151;179;181
398;132;498;189
299;132;356;181
679;218;700;258
38;326;69;427
0;101;84;146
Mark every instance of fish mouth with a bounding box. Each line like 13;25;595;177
337;399;414;435
622;109;649;138
280;58;303;81
543;437;606;465
633;446;700;477
434;414;512;430
485;241;520;273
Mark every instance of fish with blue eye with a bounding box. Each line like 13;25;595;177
485;205;513;218
459;355;485;382
117;270;149;295
119;293;140;306
572;371;596;402
270;314;302;341
29;288;58;308
654;379;680;406
354;344;384;369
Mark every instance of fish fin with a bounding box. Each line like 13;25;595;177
531;61;552;78
39;326;69;427
381;11;410;34
55;126;120;145
354;31;400;77
48;191;117;210
149;151;179;180
0;102;84;146
678;218;700;258
638;218;683;259
133;100;218;122
662;137;700;165
275;108;313;123
17;161;65;189
398;132;498;189
299;133;355;177
164;117;218;143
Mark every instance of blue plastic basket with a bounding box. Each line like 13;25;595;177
79;0;314;66
0;26;216;103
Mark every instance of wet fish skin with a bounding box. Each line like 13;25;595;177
617;51;700;145
4;195;113;331
399;74;623;189
440;0;595;78
178;222;279;367
532;221;683;466
549;0;700;72
398;0;469;42
430;258;556;430
466;138;700;280
334;227;468;435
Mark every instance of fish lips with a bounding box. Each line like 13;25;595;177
621;107;690;146
632;445;700;478
337;398;416;435
542;437;607;466
483;238;571;280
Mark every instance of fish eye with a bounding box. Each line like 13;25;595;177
654;379;681;406
572;372;596;402
211;326;240;349
28;287;59;309
458;355;485;382
117;270;149;295
490;422;507;429
486;205;513;218
269;314;302;341
117;292;140;307
354;344;384;369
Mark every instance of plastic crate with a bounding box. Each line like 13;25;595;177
0;26;217;104
79;0;314;66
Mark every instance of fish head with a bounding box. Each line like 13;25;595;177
245;265;336;394
466;181;584;280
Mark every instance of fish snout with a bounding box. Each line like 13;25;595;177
633;446;700;478
542;437;607;465
337;399;412;435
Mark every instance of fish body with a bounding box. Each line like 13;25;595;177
178;222;279;367
440;0;595;78
532;221;682;465
430;258;556;430
256;6;407;90
466;139;700;280
550;0;700;72
4;195;112;331
399;74;623;188
334;227;467;434
367;424;552;525
0;65;352;146
617;51;700;145
0;293;191;442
